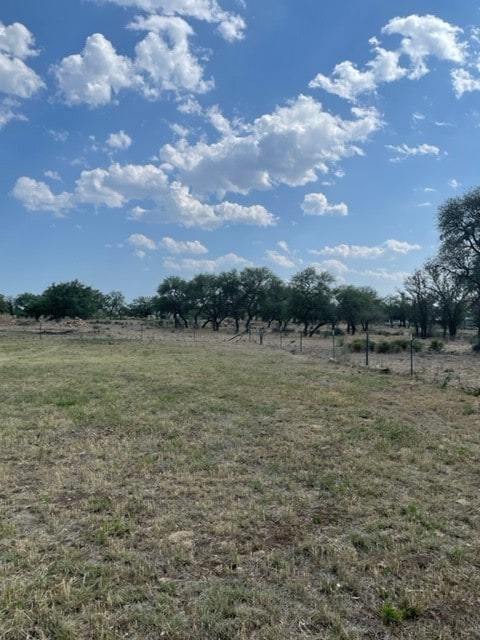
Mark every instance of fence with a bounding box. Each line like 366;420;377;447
0;318;478;393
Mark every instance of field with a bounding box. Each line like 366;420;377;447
1;330;479;639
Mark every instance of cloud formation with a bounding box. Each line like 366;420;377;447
0;21;44;121
160;96;381;196
309;14;466;101
301;193;348;216
12;163;276;229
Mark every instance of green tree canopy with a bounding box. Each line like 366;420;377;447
41;280;105;320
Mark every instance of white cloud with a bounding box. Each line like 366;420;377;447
383;239;421;254
11;177;72;215
382;14;466;78
309;46;407;101
54;17;215;106
160;96;381;196
128;233;157;250
130;15;213;97
361;268;411;283
13;162;276;229
0;22;44;100
96;0;246;42
385;142;440;161
160;236;208;254
277;240;290;253
451;68;480;97
0;98;27;129
448;178;460;189
301;192;348;216
312;240;420;259
316;244;384;259
265;250;295;268
54;33;139;106
44;170;61;181
164;252;250;272
309;14;466;101
310;259;349;275
107;130;132;150
417;202;432;207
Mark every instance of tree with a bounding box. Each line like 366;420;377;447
103;290;126;318
336;285;384;334
424;258;468;339
41;280;105;320
197;273;231;331
0;294;8;314
404;269;435;338
239;267;278;330
13;292;45;320
383;293;411;328
288;267;334;336
128;296;155;318
157;276;191;327
438;187;480;333
258;275;290;330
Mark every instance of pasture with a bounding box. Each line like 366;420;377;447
0;330;479;639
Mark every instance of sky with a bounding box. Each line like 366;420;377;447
2;1;480;301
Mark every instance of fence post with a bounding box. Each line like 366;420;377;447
410;334;414;376
366;330;369;366
299;332;303;353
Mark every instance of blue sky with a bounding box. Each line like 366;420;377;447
2;1;480;301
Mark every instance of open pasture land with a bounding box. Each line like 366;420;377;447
0;333;479;639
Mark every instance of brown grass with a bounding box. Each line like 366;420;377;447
0;331;479;639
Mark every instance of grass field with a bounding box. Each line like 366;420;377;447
1;334;479;639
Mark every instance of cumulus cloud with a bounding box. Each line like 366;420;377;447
128;233;157;250
11;177;73;214
315;244;384;259
448;178;460;189
451;68;480;98
383;239;421;253
0;21;44;100
164;252;250;273
55;0;245;107
159;236;208;254
309;14;466;101
12;162;276;229
309;46;407;101
130;15;213;97
265;250;295;268
54;33;139;106
160;95;381;197
54;23;212;106
301;192;348;216
311;240;420;259
95;0;246;42
107;130;132;150
382;14;466;78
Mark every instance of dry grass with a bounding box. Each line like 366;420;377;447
0;333;479;639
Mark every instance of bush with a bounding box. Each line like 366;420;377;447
472;340;480;353
429;339;444;353
349;338;374;352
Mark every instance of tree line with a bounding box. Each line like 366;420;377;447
1;188;480;340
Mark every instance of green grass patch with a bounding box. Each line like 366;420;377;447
0;334;479;639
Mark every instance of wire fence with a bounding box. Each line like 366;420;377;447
0;318;479;393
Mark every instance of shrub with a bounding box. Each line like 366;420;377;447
429;339;444;353
472;340;480;353
349;338;374;352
